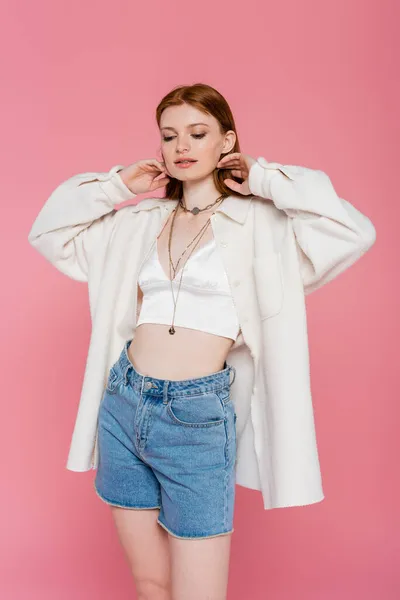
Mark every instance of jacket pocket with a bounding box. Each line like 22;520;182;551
253;252;284;320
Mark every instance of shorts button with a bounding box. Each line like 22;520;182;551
144;381;153;389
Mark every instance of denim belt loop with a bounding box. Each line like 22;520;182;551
123;364;130;387
163;380;170;404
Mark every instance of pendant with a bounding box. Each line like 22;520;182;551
191;207;200;215
169;326;175;335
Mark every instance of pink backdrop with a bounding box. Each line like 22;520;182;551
3;0;398;597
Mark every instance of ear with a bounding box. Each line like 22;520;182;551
223;130;237;153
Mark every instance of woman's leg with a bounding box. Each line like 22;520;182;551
168;532;233;600
110;506;172;599
95;354;171;598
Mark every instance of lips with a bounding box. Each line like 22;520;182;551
174;159;197;163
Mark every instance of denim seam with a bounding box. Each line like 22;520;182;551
224;464;229;531
139;385;229;399
139;399;157;454
166;402;225;428
157;517;234;539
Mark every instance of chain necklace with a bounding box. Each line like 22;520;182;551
178;193;225;215
159;196;227;335
168;212;212;278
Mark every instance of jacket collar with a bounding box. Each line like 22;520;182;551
131;194;253;225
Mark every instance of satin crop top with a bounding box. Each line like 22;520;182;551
136;237;241;341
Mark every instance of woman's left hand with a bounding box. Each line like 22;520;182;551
216;153;257;195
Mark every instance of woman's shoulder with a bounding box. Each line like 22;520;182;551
112;197;177;235
118;196;176;216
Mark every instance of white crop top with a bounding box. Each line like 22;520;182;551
136;237;241;341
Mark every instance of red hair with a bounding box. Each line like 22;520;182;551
156;83;244;200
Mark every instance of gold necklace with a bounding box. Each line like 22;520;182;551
169;195;226;276
178;193;225;215
168;210;212;278
164;199;226;335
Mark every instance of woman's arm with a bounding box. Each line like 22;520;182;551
28;165;136;282
248;157;376;295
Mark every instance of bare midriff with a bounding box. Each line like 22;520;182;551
127;322;234;380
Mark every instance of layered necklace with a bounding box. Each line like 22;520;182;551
159;193;227;335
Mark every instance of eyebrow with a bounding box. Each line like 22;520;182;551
160;123;210;132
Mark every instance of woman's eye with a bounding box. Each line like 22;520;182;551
162;133;206;142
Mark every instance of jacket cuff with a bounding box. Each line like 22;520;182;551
248;157;297;200
97;165;137;205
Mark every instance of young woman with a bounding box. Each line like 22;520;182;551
28;83;376;600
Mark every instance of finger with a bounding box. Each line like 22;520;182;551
223;178;241;192
219;154;241;163
150;176;170;190
217;157;242;168
145;159;167;172
230;169;244;179
220;152;241;161
154;159;168;172
218;166;244;179
153;172;168;181
218;152;241;163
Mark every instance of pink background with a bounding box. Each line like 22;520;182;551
2;0;398;597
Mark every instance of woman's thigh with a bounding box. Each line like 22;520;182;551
168;532;233;600
110;505;172;598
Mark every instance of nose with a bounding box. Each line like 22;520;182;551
175;138;191;154
176;146;190;155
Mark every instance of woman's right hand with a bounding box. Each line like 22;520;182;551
118;159;171;195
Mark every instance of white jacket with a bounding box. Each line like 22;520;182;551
28;157;376;510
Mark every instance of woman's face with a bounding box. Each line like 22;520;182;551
159;103;235;181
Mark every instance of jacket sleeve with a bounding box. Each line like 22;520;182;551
248;157;376;295
28;165;137;282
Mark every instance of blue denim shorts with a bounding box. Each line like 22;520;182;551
94;339;237;540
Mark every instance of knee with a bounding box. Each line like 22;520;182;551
136;577;171;600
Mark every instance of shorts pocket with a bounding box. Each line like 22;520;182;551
167;392;225;428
